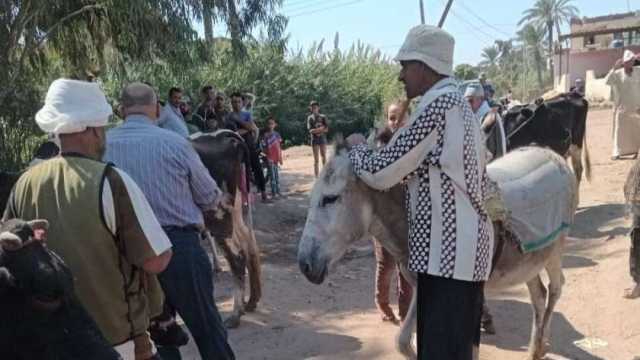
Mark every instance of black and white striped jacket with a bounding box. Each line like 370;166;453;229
349;78;493;282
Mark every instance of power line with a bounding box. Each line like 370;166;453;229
455;0;512;38
448;8;496;45
283;0;341;12
287;0;366;18
435;0;496;45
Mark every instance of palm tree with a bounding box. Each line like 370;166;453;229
519;0;579;79
195;0;287;49
518;24;547;90
494;40;513;66
480;45;500;69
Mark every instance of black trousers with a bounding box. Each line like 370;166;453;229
417;274;484;360
157;229;235;360
631;215;640;283
242;133;266;193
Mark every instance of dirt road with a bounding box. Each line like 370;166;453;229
182;108;640;359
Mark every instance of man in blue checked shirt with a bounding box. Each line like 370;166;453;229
104;83;235;360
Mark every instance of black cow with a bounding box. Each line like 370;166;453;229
0;219;119;359
498;93;591;189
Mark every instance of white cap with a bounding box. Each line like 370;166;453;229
394;25;455;76
624;49;636;63
464;83;485;98
36;79;112;135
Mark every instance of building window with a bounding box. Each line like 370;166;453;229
614;32;623;40
584;35;596;47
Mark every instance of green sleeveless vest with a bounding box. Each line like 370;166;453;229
11;155;157;344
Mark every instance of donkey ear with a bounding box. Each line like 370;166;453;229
27;219;49;231
0;231;23;251
334;133;347;153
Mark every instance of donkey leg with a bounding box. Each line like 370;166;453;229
526;275;548;360
396;289;417;360
218;232;247;329
245;229;262;312
541;249;565;354
224;269;246;329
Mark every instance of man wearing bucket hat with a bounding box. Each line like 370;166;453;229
347;25;492;359
2;79;173;359
606;49;640;160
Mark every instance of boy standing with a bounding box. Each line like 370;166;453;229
261;116;284;198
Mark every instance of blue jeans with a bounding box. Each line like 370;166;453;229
269;161;280;195
158;229;235;360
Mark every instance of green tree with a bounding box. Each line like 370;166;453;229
454;64;478;80
518;24;547;91
195;0;287;55
518;0;579;79
480;45;500;70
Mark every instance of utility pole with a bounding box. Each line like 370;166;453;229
419;0;425;24
438;0;454;28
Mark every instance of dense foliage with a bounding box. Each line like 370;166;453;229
0;1;399;171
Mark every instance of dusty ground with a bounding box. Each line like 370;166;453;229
181;108;640;359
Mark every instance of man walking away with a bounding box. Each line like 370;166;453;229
159;87;190;138
105;83;235;360
3;79;173;360
347;25;492;360
606;50;640;160
307;101;329;177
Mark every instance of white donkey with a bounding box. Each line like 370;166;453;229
297;140;577;360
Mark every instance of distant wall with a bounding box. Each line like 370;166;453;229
585;70;611;102
554;45;640;89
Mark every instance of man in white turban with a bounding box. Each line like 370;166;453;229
3;78;173;360
346;25;492;359
606;49;640;160
465;83;507;160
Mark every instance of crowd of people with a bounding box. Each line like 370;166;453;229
115;85;288;202
0;74;336;359
6;21;640;360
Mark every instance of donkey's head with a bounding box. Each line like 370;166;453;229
298;135;376;284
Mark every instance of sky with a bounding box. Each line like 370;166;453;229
201;0;639;66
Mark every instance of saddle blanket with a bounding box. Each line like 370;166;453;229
487;147;576;253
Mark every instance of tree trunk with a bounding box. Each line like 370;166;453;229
203;2;213;42
534;50;544;90
547;20;554;80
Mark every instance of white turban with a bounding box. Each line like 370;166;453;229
394;25;455;76
624;49;636;63
35;79;113;135
464;83;485;98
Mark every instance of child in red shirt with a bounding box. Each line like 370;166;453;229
261;117;283;197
